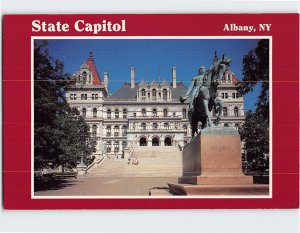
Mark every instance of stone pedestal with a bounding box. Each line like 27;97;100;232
76;163;87;176
168;127;268;196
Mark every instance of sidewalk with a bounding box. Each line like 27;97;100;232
34;176;178;197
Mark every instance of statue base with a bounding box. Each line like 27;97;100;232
168;127;269;196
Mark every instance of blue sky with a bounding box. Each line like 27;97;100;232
43;38;261;111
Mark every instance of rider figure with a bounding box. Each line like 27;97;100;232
179;66;206;113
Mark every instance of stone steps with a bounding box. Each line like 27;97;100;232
88;146;182;177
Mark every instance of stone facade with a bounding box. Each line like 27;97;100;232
66;53;245;159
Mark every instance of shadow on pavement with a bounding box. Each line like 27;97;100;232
34;175;78;192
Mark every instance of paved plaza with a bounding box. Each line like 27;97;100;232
34;176;178;196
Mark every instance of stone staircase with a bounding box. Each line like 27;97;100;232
88;146;182;177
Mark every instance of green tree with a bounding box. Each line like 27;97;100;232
240;111;269;173
237;39;269;120
34;41;96;171
237;39;270;173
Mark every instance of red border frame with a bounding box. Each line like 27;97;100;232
3;14;299;209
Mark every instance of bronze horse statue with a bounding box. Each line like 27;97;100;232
180;54;232;137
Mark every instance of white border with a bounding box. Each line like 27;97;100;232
31;36;273;200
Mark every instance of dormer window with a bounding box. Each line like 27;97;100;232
82;71;87;84
152;89;156;99
141;89;146;98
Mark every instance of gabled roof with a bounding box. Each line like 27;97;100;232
85;51;101;85
231;72;239;85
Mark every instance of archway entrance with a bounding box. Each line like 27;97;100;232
139;137;147;146
164;137;172;146
152;137;159;146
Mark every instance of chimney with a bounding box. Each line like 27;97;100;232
172;66;176;88
130;66;135;88
104;72;109;91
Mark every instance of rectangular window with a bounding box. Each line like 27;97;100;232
236;93;239;98
74;94;77;100
221;93;224;99
133;113;136;118
92;94;95;100
70;94;73;100
81;94;84;100
95;94;98;100
85;94;87;100
225;93;228;99
232;93;235;98
106;128;111;137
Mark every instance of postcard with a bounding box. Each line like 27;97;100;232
3;14;299;209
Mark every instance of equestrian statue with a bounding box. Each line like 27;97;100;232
180;52;232;137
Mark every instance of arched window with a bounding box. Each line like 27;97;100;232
224;123;229;127
164;122;169;129
93;108;97;118
152;108;157;117
232;93;236;99
141;89;146;98
182;109;187;118
122;125;127;136
106;126;111;137
123;109;127;119
234;107;239;117
153;122;158;130
140;137;147;146
163;89;167;100
141;123;146;130
152;137;159;146
115;109;119;119
114;126;119;137
142;109;146;117
82;108;86;118
223;107;228;117
107;109;111;119
152;89;157;99
183;125;187;136
92;124;97;135
235;123;240;129
164;137;172;146
163;109;168;117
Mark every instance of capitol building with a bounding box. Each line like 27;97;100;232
66;52;245;159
